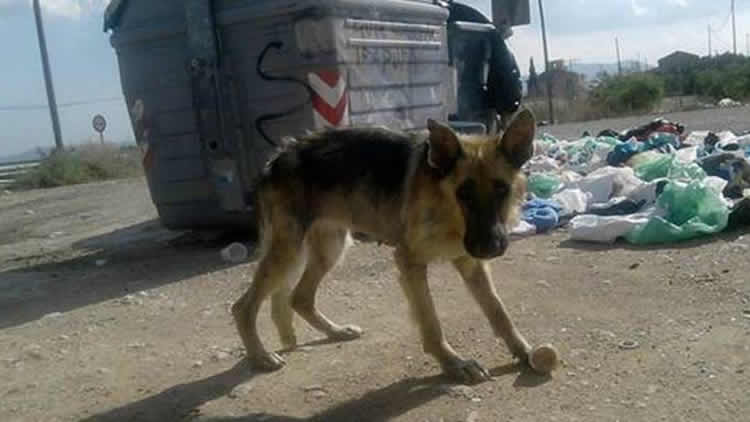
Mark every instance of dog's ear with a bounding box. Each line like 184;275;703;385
426;119;461;172
497;109;536;168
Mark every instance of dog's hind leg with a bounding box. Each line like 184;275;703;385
271;276;297;351
395;249;491;384
291;225;362;341
452;256;531;361
232;223;305;371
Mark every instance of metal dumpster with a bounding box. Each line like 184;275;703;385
105;0;456;231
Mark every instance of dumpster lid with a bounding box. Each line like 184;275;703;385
103;0;126;32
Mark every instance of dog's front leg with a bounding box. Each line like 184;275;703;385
395;249;491;384
452;256;531;362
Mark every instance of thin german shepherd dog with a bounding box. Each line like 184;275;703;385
232;109;548;384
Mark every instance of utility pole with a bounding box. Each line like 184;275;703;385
615;37;622;75
537;0;554;124
732;0;737;56
32;0;63;151
708;24;712;57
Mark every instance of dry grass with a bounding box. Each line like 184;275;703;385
12;143;142;190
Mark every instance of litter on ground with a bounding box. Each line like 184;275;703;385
515;118;750;245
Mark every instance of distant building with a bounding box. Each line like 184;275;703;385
528;59;586;100
657;51;700;73
549;59;567;71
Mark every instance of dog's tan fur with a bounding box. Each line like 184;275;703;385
232;109;538;383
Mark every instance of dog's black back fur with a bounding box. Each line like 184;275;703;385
265;127;419;198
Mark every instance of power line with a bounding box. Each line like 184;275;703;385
0;96;123;112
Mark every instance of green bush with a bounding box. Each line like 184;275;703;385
13;143;142;190
590;73;664;115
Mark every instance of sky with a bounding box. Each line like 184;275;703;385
0;0;749;156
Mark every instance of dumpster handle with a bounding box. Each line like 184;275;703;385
255;41;316;146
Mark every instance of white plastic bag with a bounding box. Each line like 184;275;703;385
552;188;590;214
569;209;659;243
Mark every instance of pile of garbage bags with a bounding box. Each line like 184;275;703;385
517;118;750;245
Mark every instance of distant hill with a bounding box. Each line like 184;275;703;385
568;60;651;81
0;140;137;165
0;148;48;164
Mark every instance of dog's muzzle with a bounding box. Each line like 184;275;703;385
465;226;509;260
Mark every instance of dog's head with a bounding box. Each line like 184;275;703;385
426;109;535;259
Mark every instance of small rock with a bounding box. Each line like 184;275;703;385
591;329;616;338
298;346;313;352
127;342;146;350
438;384;475;400
228;383;254;399
192;360;203;368
119;295;142;306
211;351;230;362
303;384;324;392
743;310;750;319
467;410;480;422
97;368;112;375
311;390;328;399
95;259;108;267
536;280;551;288
471;397;482;403
629;262;640;270
2;190;11;195
25;210;35;215
42;312;63;320
136;291;149;297
48;231;66;239
601;279;613;286
57;335;70;341
23;344;44;360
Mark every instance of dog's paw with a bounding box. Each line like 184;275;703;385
329;324;363;341
441;357;491;385
280;333;298;351
250;352;286;371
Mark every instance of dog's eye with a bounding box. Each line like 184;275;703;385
493;181;509;197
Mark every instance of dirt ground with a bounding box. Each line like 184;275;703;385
2;109;750;422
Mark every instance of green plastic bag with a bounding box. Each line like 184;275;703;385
634;153;674;182
625;180;729;245
540;134;560;144
667;160;706;181
634;153;707;182
527;173;563;199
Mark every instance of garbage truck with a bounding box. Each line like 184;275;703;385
104;0;531;231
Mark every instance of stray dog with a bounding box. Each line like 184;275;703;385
232;109;550;384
